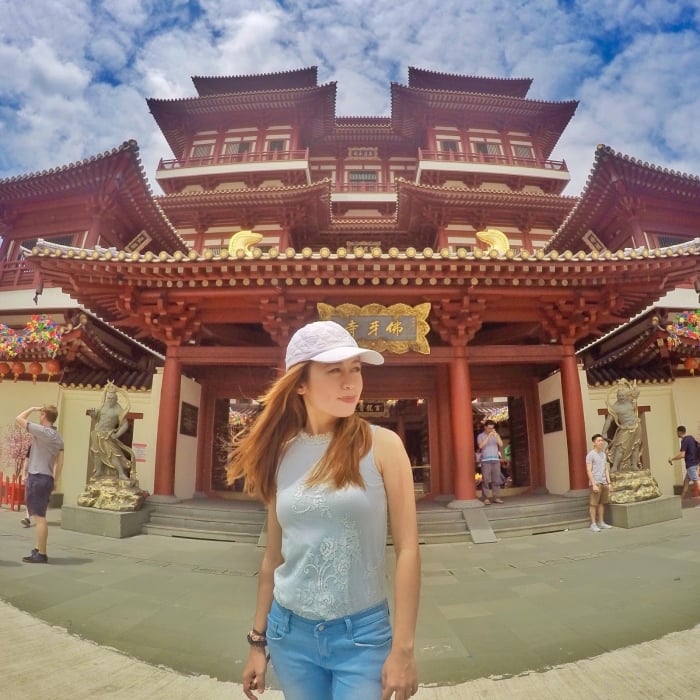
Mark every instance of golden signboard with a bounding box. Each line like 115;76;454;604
317;302;431;354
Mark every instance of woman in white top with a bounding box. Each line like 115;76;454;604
228;321;420;700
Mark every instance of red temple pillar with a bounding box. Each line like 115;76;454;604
560;344;588;491
153;344;182;499
448;347;477;506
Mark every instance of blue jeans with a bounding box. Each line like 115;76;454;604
267;599;392;700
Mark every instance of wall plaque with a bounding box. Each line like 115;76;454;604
541;399;563;434
179;402;199;437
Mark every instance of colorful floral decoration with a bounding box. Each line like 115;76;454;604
0;315;63;360
671;310;700;343
229;409;257;430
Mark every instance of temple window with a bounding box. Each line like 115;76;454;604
348;171;378;190
266;139;286;152
512;143;534;160
223;141;252;155
656;234;688;248
439;139;460;153
191;143;214;159
472;140;503;157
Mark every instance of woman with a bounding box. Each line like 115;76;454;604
228;320;420;700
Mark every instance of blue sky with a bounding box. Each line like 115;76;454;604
1;0;699;195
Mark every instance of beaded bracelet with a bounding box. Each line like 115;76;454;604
247;629;268;647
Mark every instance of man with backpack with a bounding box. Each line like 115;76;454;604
669;426;700;500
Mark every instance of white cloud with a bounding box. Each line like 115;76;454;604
1;0;699;196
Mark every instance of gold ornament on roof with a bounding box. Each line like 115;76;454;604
476;228;510;255
228;230;263;257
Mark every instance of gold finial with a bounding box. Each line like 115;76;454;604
476;228;511;255
228;230;263;257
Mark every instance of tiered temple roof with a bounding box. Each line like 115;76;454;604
547;145;700;253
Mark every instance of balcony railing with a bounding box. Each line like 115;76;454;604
418;149;568;172
0;260;35;290
333;182;397;193
157;149;310;171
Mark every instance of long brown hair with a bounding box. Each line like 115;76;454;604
226;362;372;504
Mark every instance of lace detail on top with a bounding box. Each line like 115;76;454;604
297;431;334;445
273;428;387;620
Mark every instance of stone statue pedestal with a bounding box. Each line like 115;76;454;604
609;469;661;504
77;476;148;512
62;504;149;538
605;495;681;529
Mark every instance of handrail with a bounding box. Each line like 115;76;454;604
333;183;396;193
418;149;567;172
0;260;34;290
158;148;310;171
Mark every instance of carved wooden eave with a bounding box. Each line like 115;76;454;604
547;145;700;253
23;242;700;355
155;180;332;232
407;67;533;98
0;308;162;387
147;84;337;157
396;179;576;234
390;84;577;157
0;140;187;254
192;67;320;96
580;306;700;384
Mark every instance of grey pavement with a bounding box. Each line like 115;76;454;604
2;502;700;698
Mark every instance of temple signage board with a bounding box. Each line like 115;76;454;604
318;302;431;354
357;401;389;418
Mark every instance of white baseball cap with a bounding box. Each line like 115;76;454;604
285;321;384;371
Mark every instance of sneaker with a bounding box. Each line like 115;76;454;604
483;499;491;505
598;522;612;529
590;523;601;532
20;517;31;528
22;550;48;564
493;498;505;504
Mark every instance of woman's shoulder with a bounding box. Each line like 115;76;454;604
370;424;401;447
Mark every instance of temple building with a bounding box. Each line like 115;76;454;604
0;67;698;529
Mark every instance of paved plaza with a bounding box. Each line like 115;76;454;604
2;502;700;698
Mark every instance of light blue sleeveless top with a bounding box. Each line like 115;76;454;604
273;428;388;620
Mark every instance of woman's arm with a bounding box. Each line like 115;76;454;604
374;427;420;699
243;500;283;699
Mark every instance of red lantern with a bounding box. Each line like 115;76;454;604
29;361;42;384
0;361;9;382
684;357;699;375
45;358;61;381
11;361;25;382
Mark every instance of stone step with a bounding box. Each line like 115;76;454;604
141;523;261;543
496;517;591;538
147;513;263;535
146;503;266;523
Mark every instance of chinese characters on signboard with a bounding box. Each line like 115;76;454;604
317;302;431;354
356;401;389;417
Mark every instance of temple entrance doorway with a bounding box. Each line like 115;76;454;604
472;395;532;496
209;395;433;497
357;398;431;496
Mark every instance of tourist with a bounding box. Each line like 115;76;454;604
15;405;64;563
669;426;700;499
227;320;420;700
586;434;613;531
477;420;504;504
